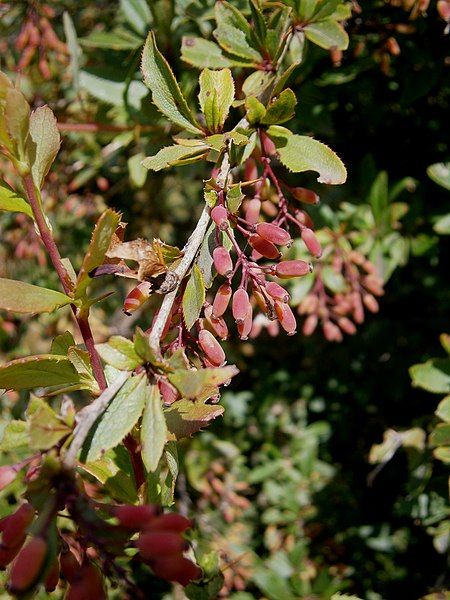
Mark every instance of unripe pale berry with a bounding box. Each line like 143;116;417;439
211;205;229;230
137;532;187;561
212;283;232;318
198;329;226;367
151;555;202;586
290;187;319;205
232;288;251;324
266;282;290;303
301;228;322;258
213;246;233;276
256;222;292;246
248;234;280;259
275;260;312;279
274;301;297;335
9;537;48;594
123;281;152;315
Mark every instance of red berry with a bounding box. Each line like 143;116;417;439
275;260;312;279
45;556;60;592
301;228;322;258
144;513;193;533
232;288;251;324
198;330;226;367
266;282;290;303
212;283;232;318
1;503;34;549
211;205;229;230
248;234;280;259
66;563;106;600
151;555;202;586
9;537;47;594
113;504;159;530
60;550;81;583
213;246;233;277
290;187;319;204
256;223;291;246
274;301;297;335
137;532;187;561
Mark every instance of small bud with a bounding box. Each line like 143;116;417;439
301;228;322;258
144;513;193;533
248;234;280;260
275;260;312;279
211;205;229;230
266;282;290;303
212;283;232;317
9;537;48;594
159;379;179;406
232;288;251;324
290;187;320;205
137;532;187;561
123;281;152;315
151;555;202;587
303;314;318;336
274;301;297;335
245;198;261;225
213;246;233;277
352;293;365;323
114;505;159;530
256;222;292;246
198;330;226;366
338;317;357;335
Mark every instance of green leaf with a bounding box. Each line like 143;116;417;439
134;327;169;370
63;12;82;95
198;69;234;133
79;28;143;50
96;336;142;371
79;71;148;109
227;183;244;213
84;374;148;462
51;331;76;355
261;89;297;125
214;1;262;62
168;365;238;399
304;19;349;51
410;359;450;394
0;420;29;452
162;441;178;505
119;0;151;35
141;32;203;135
321;266;347;293
433;446;450;463
128;152;148;187
181;37;251;69
182;264;206;330
26;397;71;451
165;399;224;441
434;214;450;235
0;278;72;314
142;144;207;172
436;396;450;423
76;209;121;296
427;162;450;191
82;447;138;503
67;347;99;394
267;126;347;184
430;423;450;447
253;569;297;600
242;71;275;99
0;354;79;390
26;105;61;189
141;384;168;472
0;181;33;218
369;171;389;232
245;96;266;125
5;87;30;160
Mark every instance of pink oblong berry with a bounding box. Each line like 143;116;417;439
274;301;297;335
9;537;48;594
245;198;261;225
265;282;290;303
248;234;280;260
204;306;229;340
275;260;312;279
363;294;379;313
338;317;357;335
123;281;152;315
232;288;251;324
301;228;322;258
211;205;228;230
137;532;187;561
212;283;232;318
198;330;226;367
256;222;292;246
213;246;233;277
159;379;179;406
290;187;319;205
303;314;318;336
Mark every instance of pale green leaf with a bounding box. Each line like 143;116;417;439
0;278;72;314
63;12;81;94
26;397;71;451
227;183;244;213
80;71;148;109
427;162;450;191
141;384;168;472
80;28;142;50
430;423;450;447
141;32;203;134
27;105;61;189
82;447;137;503
434;214;450;235
0;354;79;390
97;336;142;370
0;420;29;452
304;19;349;51
51;331;76;355
410;359;450;394
436;396;450;423
181;37;251;69
168;365;238;399
182;264;206;330
199;69;234;133
214;1;262;62
120;0;151;35
0;181;33;218
245;96;266;125
142;144;207;171
67;347;99;394
85;373;148;462
268;126;347;184
5;87;30;160
128;152;148;187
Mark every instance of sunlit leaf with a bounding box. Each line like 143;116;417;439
0;181;33;218
198;69;234;133
0;278;72;314
27;105;61;189
182;264;206;330
0;355;79;390
97;336;142;371
141;384;167;472
164;399;224;441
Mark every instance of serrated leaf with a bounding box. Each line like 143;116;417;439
164;399;224;441
0;354;79;390
0;420;29;452
267;126;347;184
51;331;76;355
27;397;71;451
304;19;349;51
181;37;252;69
182;264;205;330
0;278;72;314
76;209;121;296
142;32;203;134
227;183;244;213
84;373;148;462
27;105;61;189
120;0;151;35
0;181;33;218
97;336;142;370
410;359;450;394
168;365;238;399
141;384;167;472
82;447;138;503
214;1;262;62
261;89;297;125
142;144;207;171
199;69;234;133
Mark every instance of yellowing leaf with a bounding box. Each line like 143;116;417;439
182;264;205;330
199;69;235;133
141;384;167;472
141;32;203;135
27;105;61;189
5;87;30;160
410;358;450;394
0;278;72;314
